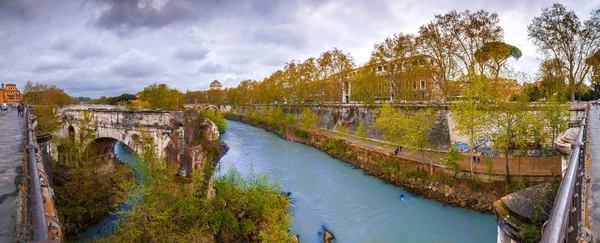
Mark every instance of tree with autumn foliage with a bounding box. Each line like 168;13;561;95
528;4;600;101
139;83;184;110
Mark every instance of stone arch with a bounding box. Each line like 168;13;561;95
68;125;75;141
203;105;219;111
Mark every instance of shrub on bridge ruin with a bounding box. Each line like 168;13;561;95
199;109;228;133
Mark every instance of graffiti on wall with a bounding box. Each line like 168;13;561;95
454;142;469;152
482;147;500;157
472;134;492;148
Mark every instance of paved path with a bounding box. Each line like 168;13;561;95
295;125;561;176
0;110;24;242
588;107;600;238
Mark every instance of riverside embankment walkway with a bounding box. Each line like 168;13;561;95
588;107;600;236
0;110;24;242
294;124;561;177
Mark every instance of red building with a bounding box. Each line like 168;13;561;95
0;84;22;105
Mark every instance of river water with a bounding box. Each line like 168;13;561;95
217;121;497;243
71;142;146;242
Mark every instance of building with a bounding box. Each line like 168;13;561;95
209;80;223;90
0;83;22;105
348;55;439;103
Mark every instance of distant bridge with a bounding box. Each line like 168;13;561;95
184;104;230;113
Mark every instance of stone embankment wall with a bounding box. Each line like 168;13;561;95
226;114;510;212
228;104;451;150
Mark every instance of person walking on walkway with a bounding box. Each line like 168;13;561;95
16;104;21;117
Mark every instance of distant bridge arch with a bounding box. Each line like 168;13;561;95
183;104;230;113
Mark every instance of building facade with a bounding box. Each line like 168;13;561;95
0;84;22;105
348;55;439;103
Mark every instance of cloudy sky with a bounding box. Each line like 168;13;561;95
0;0;596;98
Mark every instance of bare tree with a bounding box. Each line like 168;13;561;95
528;4;600;101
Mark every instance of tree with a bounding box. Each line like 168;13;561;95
474;41;522;97
317;48;355;103
435;10;503;76
528;4;600;101
371;33;416;101
444;147;462;175
537;58;568;99
418;21;459;103
588;50;600;84
23;82;77;134
139;84;184;110
543;94;570;143
349;66;386;104
451;76;490;176
300;108;319;130
525;110;548;180
374;105;435;165
490;96;529;189
356;122;369;140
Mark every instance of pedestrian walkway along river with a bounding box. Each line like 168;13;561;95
0;110;23;242
218;120;497;242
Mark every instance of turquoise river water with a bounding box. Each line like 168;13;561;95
217;121;498;243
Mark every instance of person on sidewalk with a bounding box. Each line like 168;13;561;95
395;146;402;155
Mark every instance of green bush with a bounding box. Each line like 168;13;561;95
284;114;297;124
267;106;285;129
520;224;541;243
402;167;429;180
443;147;461;175
293;130;310;139
322;139;347;156
199;109;228;132
356;122;369;140
300;108;319;130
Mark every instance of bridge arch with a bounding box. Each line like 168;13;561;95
202;105;219;111
59;106;184;159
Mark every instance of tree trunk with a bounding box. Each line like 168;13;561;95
505;149;510;190
531;157;536;186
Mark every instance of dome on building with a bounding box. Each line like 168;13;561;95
209;80;222;90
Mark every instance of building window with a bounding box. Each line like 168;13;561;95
413;81;418;91
420;80;426;90
377;66;385;72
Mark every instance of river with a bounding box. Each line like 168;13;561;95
71;142;146;242
217;121;497;242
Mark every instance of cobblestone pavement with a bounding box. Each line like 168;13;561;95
588;108;600;239
0;110;24;242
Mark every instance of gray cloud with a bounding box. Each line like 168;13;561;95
174;45;209;61
0;0;596;98
198;61;224;74
108;49;162;78
52;38;106;59
32;55;75;73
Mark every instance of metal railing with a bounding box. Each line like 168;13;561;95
541;106;588;242
25;107;50;241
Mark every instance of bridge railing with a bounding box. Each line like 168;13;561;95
25;107;50;241
541;106;588;242
24;107;63;242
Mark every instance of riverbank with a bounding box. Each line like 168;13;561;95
226;114;522;212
